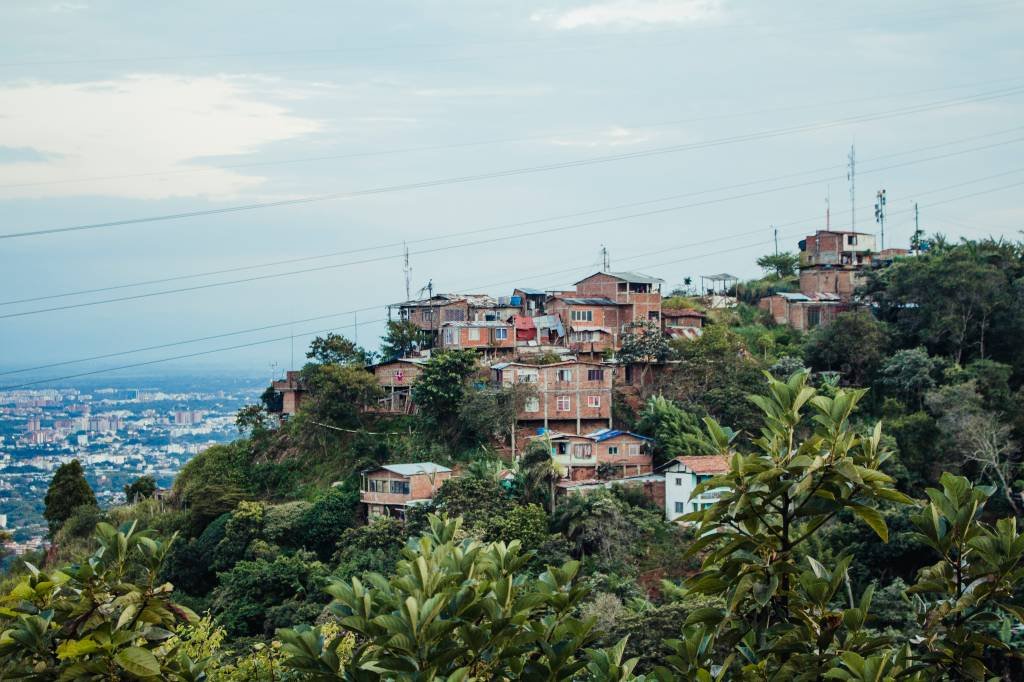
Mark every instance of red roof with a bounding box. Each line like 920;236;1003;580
672;455;730;474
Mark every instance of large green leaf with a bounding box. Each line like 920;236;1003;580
114;646;162;677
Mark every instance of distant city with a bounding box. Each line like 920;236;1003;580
0;374;264;554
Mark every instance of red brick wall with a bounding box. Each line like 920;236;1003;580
575;273;662;323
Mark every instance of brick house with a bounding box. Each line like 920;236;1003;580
491;360;613;436
661;308;704;333
267;371;306;420
556;473;665;509
438;320;515;355
574;271;664;324
368;358;427;414
544;296;621;354
539;428;654;480
759;292;845;332
390;294;514;346
360;462;453;518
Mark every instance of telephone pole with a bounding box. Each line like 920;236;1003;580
847;145;856;231
773;226;778;255
911;202;923;253
874;189;887;250
600;244;610;271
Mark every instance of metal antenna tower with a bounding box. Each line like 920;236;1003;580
847;145;856;230
912;202;923;253
874;189;887;250
600;244;610;271
403;241;411;301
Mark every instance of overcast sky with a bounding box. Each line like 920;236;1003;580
1;0;1022;382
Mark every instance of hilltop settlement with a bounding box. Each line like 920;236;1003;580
6;231;1024;680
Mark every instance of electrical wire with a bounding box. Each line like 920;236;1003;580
4;83;1023;241
6;124;1020;308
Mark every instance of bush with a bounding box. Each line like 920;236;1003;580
332;516;406;580
295;484;360;560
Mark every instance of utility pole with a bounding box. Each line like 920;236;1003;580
403;241;411;302
600;244;610;271
773;226;778;255
269;361;278;383
354;311;358;345
911;202;922;253
826;185;831;230
847;145;856;231
874;189;887;250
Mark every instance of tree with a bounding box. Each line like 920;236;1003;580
379;319;427;359
0;522;201;679
411;349;479;439
458;381;537;452
636;395;715;464
674;372;915;679
297;515;613;679
235;403;272;437
521;438;565;513
803;310;890;386
299;363;383;429
43;459;97;537
123;474;157;503
305;332;374;366
875;346;937;409
756;251;799;279
618;320;670;385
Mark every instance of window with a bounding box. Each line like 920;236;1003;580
556;395;571;412
675;502;685;513
675;477;682;486
587;395;601;408
556;369;572;382
648;311;660;320
554;442;569;455
389;480;410;495
422;309;433;321
806;307;821;328
367;479;388;493
468;327;480;341
443;327;455;345
495;327;508;340
444;308;466;321
517;369;538;383
587;369;604;381
572;443;592;458
627;443;641;456
571;310;594;322
524;397;540;413
847;234;857;245
692;502;700;512
608;446;619;455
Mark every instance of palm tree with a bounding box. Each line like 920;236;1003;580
521;438;565;513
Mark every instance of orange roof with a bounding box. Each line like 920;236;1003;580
672;455;730;474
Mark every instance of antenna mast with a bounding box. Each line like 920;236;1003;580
911;202;922;253
874;189;887;250
773;226;778;255
403;241;411;301
847;145;856;231
600;244;610;271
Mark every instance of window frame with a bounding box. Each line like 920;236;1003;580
555;395;571;412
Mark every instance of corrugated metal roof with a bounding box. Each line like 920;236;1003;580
556;296;618;306
515;287;545;295
584;428;654;442
606;270;664;284
441;320;510;328
379;462;452;476
570;325;612;333
779;292;811;301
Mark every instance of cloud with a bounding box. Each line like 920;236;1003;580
531;0;725;30
0;74;321;200
548;126;657;148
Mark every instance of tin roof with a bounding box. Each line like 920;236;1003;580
584;428;654;442
441;320;510;328
575;271;664;285
514;287;546;295
554;296;618;306
377;462;452;477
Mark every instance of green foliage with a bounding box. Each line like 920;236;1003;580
411;349;479;439
875;347;937;409
380;319;428;359
234;403;272;438
756;252;800;279
318;514;609;679
458;382;537;448
211;551;328;638
485;503;550;550
907;473;1024;678
803;310;890;386
298;363;383;430
332;516;407;580
43;459;97;537
679;372;915;679
124;474;158;504
866;237;1024;366
305;332;374;366
431;475;514;532
173;441;254;536
637;395;713;463
295;483;360;560
0;521;200;680
618;320;670;365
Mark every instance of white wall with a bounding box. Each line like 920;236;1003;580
663;463;728;522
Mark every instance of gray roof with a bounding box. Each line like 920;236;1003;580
515;287;546;295
702;273;739;280
555;296;618;306
576;271;664;285
379;462;452;477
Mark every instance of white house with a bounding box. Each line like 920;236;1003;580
660;455;730;522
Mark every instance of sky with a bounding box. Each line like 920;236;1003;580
0;0;1022;383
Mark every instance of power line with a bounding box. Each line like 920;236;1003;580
4;83;1023;241
7;124;1020;308
3;77;1021;193
4;172;1021;389
3;137;1020;320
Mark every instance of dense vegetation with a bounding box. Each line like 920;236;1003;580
3;236;1023;679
